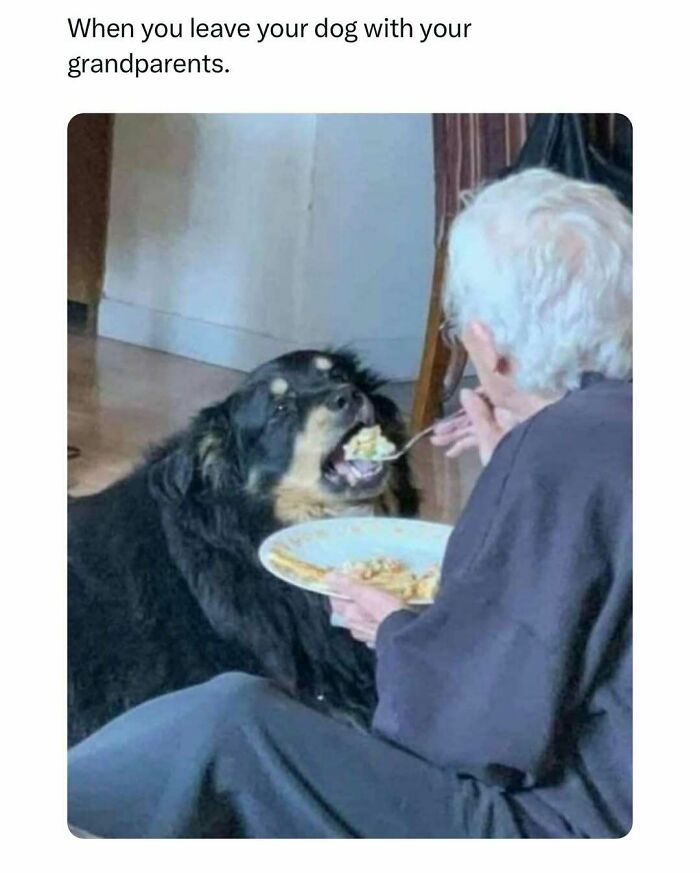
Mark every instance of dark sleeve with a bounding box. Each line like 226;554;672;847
372;414;630;787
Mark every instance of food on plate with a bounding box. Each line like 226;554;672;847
268;548;329;583
343;426;396;462
341;557;440;601
268;548;439;602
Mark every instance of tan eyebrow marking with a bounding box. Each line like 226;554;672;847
270;377;289;396
314;356;332;371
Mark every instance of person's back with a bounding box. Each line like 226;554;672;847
373;376;632;837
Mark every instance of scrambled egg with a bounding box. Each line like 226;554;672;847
341;557;439;601
343;426;396;462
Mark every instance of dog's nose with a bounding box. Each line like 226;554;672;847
326;385;364;412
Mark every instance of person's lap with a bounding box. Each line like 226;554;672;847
68;673;473;838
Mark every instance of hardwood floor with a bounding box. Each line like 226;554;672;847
68;335;481;523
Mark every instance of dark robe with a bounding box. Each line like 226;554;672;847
373;375;632;837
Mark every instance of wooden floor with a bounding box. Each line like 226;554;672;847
68;335;481;524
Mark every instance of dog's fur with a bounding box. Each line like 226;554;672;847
68;350;419;746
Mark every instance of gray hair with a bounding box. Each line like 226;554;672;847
443;168;632;393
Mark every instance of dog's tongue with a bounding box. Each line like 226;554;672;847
351;458;381;474
335;458;382;485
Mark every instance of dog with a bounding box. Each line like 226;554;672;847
68;349;419;746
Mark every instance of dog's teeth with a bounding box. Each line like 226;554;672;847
347;464;361;485
351;459;381;477
332;457;382;487
334;460;360;486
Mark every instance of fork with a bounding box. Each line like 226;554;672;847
382;409;469;461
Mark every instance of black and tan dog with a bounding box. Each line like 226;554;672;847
68;350;419;745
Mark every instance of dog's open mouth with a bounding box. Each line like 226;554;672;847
322;423;387;489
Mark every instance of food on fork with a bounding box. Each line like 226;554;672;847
343;426;397;462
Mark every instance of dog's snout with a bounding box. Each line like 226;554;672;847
327;385;364;412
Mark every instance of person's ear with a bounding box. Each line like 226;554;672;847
495;355;513;377
465;320;513;379
466;320;498;371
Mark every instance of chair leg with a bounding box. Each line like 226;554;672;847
411;241;450;431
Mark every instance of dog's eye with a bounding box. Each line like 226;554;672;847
328;366;346;382
270;398;297;423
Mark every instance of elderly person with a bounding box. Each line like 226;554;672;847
68;168;632;838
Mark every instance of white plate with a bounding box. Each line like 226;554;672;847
259;517;452;605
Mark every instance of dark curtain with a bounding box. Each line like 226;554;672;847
433;114;531;244
509;114;632;208
432;113;632;244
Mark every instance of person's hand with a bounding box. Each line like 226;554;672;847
430;388;512;465
326;573;404;647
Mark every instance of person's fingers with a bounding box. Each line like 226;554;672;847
431;418;456;435
459;389;509;464
328;594;349;612
349;625;377;644
460;388;493;421
327;574;368;597
467;388;518;435
430;423;461;441
325;571;356;589
327;576;382;612
430;424;475;446
330;605;377;641
431;410;471;435
329;600;364;628
331;606;377;639
330;596;378;626
461;390;502;440
330;576;403;611
445;434;479;458
329;597;359;619
351;623;373;639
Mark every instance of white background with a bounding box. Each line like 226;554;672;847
2;0;699;866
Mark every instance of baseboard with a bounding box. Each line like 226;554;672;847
98;299;423;381
68;300;97;336
98;300;294;372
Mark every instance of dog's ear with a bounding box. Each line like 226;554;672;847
148;397;244;505
148;445;196;504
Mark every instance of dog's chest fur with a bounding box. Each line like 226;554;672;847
273;488;378;524
273;467;403;524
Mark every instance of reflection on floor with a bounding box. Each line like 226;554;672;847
68;335;482;524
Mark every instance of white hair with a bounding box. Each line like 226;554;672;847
443;168;632;393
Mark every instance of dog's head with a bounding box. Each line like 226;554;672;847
149;350;418;526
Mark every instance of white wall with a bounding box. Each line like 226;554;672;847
99;114;434;380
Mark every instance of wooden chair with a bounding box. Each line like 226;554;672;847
410;240;450;431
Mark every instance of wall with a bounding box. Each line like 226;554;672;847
98;114;434;380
